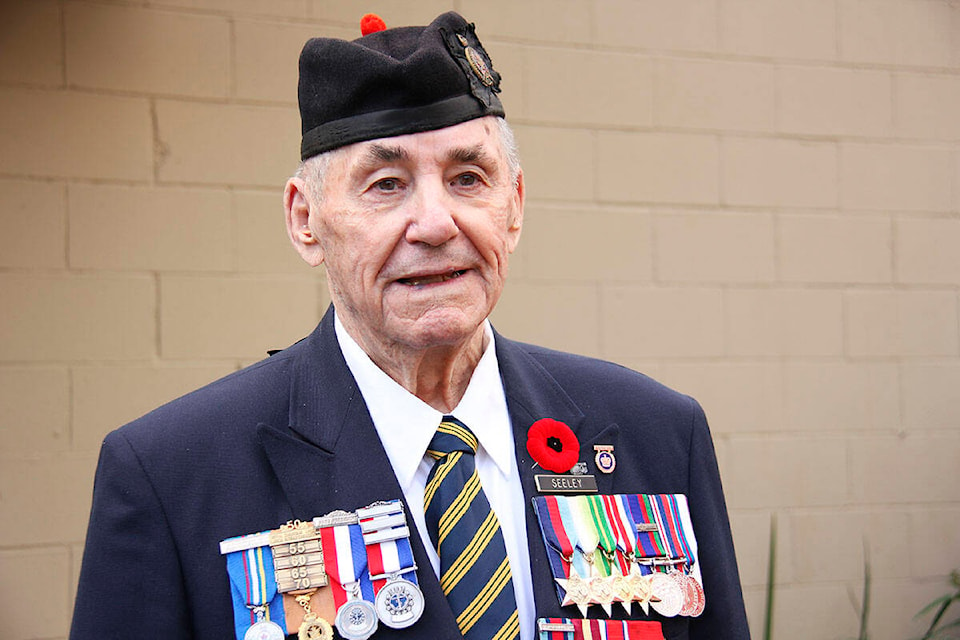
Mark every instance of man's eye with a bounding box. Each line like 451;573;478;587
374;178;400;191
454;173;479;187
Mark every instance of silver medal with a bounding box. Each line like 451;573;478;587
334;598;378;640
649;572;684;618
374;577;425;628
244;620;286;640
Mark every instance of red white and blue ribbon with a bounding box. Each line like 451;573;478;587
319;521;375;607
357;500;418;592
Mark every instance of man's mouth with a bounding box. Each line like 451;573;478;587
397;270;467;287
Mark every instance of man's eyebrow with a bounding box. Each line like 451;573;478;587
356;143;409;170
448;144;498;168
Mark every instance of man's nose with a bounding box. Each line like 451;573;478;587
404;181;460;246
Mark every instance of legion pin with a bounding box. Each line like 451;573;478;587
594;444;616;474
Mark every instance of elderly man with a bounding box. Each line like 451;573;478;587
71;11;749;640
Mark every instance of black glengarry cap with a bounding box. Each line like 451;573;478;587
297;11;505;160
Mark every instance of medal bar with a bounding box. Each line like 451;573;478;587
313;510;358;528
358;512;406;532
361;525;411;545
636;555;688;567
356;501;402;520
269;521;328;593
220;531;272;554
537;620;575;632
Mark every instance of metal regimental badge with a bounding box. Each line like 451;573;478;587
456;34;495;87
593;445;616;474
375;577;425;629
334;599;378;640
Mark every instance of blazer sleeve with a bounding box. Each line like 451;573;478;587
70;432;192;640
686;399;751;640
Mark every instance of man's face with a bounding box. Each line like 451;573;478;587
287;117;524;355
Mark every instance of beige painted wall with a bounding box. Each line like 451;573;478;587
1;1;958;638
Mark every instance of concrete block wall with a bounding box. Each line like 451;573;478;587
0;1;957;638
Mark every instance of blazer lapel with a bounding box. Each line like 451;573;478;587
258;308;462;637
495;334;621;619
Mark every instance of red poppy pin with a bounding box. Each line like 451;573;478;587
526;418;580;473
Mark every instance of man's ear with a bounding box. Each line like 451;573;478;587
284;177;324;267
506;169;524;253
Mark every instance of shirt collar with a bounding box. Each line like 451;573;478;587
334;314;513;490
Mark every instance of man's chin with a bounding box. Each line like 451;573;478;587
387;308;488;351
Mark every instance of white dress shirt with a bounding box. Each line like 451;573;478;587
335;314;535;640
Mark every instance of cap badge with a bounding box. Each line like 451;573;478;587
457;34;495;87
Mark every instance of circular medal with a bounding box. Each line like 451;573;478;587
297;614;333;640
375;578;424;629
673;572;697;616
334;599;378;640
688;575;706;617
649;572;684;618
244;620;285;640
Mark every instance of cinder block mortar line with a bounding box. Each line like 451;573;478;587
72;0;313;22
491;35;960;74
508;118;957;147
58;0;67;88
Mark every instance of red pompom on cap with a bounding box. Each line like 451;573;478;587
360;13;387;36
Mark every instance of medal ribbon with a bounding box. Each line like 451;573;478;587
359;501;418;594
320;522;375;609
224;535;286;639
568;496;604;576
604;495;637;575
654;494;693;570
629;494;667;559
554;495;590;578
533;496;576;581
541;618;664;640
586;495;618;577
537;618;574;640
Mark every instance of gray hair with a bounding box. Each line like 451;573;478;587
294;116;520;205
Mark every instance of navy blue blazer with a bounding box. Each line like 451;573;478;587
71;308;749;639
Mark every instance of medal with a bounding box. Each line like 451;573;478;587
316;513;378;640
334;600;378;640
532;496;591;614
649;571;684;618
357;500;424;629
244;620;286;640
296;610;333;640
374;576;425;628
555;572;592;612
221;532;288;640
604;494;641;614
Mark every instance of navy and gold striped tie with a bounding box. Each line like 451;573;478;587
424;416;519;640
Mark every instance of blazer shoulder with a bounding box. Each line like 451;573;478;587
505;338;698;414
110;341;303;453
